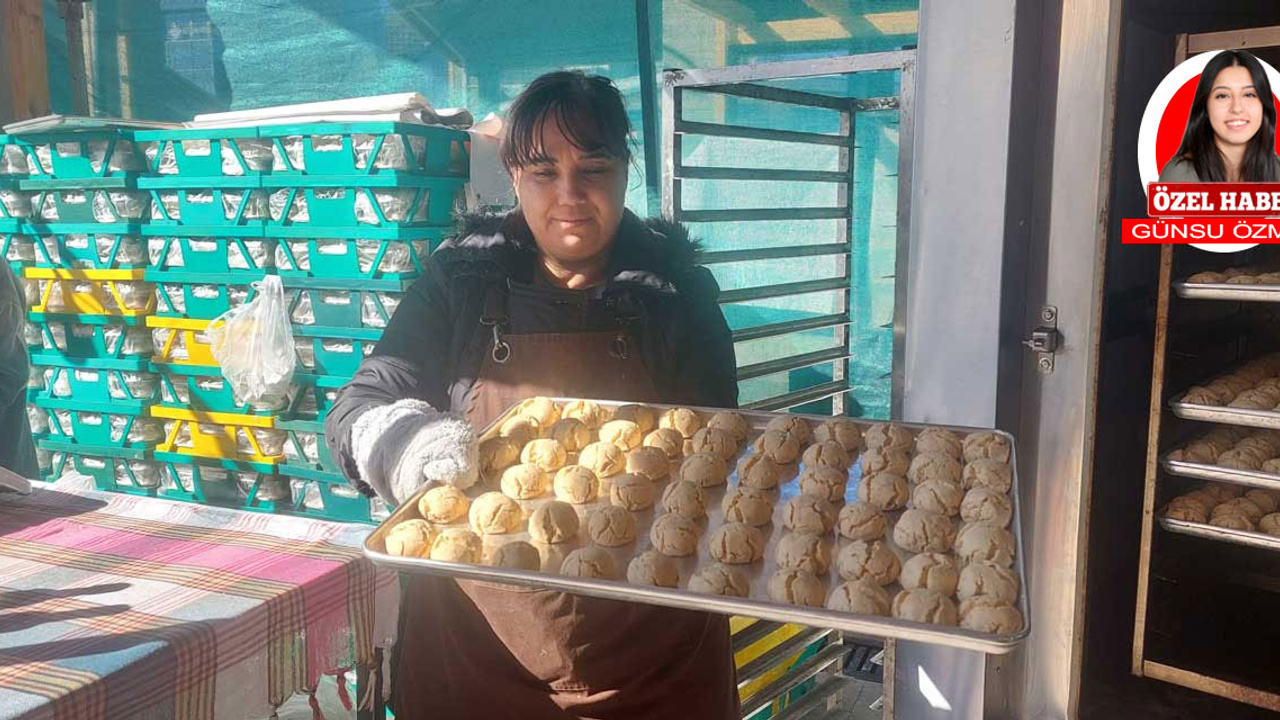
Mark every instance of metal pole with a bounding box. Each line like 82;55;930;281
56;0;89;115
634;0;661;217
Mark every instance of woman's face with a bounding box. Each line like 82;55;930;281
1208;64;1263;149
511;118;628;266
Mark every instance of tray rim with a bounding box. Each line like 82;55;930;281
1168;392;1280;431
1161;456;1280;493
1158;515;1280;552
362;398;1031;655
1173;280;1280;303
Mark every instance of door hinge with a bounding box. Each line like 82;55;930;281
1024;305;1060;374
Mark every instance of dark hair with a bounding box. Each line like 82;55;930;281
1175;50;1278;182
500;70;633;171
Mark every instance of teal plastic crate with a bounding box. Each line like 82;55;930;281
278;463;376;524
149;271;257;320
146;188;268;234
31;188;151;223
132;127;272;184
32;397;161;450
273;229;446;281
285;276;409;329
5;224;147;269
2;226;35;273
259;122;468;178
32;357;158;408
293;326;381;377
281;372;346;422
147;235;276;275
277;417;339;473
153;363;282;416
10;131;141;183
28;313;153;360
0;187;34;220
263;175;463;229
0;135;30;178
37;440;162;495
152;451;288;510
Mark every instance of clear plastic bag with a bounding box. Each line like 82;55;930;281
208;275;297;407
0;189;34;218
23;321;41;346
5;236;35;262
0;144;27;175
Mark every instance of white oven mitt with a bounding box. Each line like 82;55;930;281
350;399;479;506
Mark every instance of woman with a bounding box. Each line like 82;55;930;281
1161;49;1280;182
326;71;740;718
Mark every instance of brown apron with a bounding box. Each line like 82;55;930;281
391;291;740;719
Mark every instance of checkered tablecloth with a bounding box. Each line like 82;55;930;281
0;481;398;720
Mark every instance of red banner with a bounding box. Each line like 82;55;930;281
1122;218;1280;243
1147;182;1280;217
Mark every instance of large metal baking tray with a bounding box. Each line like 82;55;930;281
1173;281;1280;303
1161;456;1280;493
364;399;1031;655
1168;392;1280;431
1159;515;1280;553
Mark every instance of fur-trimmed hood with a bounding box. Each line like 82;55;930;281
437;209;713;297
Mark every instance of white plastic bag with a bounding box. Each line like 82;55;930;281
208;275;296;407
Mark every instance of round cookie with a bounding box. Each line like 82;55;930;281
767;568;826;607
708;522;765;564
1209;511;1254;531
690;427;739;461
681;452;730;488
479;437;521;477
892;588;958;626
1213;497;1264;524
650;514;700;557
418;484;471;524
837;501;888;541
489;541;541;570
579;441;626;478
860;448;911;477
722;487;775;526
911;479;964;517
782;495;837;534
963;431;1011;464
587;506;637;547
659;407;703;439
826;579;891;615
864;423;913;453
802;440;851;471
520;439;567;473
516;396;560;428
644;427;685;460
688;563;750;597
1164;504;1208;523
549;418;591;453
836;539;901;585
955;523;1016;567
960;596;1024;634
553;465;598;504
707;411;751;443
528;501;581;544
1244;488;1279;514
599;420;643;451
613;404;657;433
498;415;540;446
775;532;831;574
627;550;680;588
610;473;656;510
765;415;812;444
1259;512;1280;536
754;430;802;464
957;560;1020;603
626;446;671;482
385;519;435;557
661;480;708;519
907;453;962;485
960;487;1014;527
857;473;910;511
429;528;483;563
500;463;549;500
963;459;1013;493
815;419;862;454
561;400;609;429
560;547;617;579
798;465;848;504
469;492;524;535
900;552;960;596
737;454;784;491
915;427;962;460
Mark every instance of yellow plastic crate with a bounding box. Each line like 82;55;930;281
150;405;283;464
23;267;153;316
732;619;813;705
147;315;220;366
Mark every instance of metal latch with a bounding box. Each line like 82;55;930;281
1024;305;1060;373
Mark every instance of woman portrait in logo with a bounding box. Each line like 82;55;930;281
1161;49;1280;183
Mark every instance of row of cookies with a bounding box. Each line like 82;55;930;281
1179;355;1280;409
1185;268;1280;286
1163;482;1280;536
1166;426;1280;473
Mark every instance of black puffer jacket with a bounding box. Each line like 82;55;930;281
325;209;738;497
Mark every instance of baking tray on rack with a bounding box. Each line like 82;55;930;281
1168;392;1280;431
1161;456;1280;492
364;399;1031;655
1158;515;1280;552
1173;281;1280;303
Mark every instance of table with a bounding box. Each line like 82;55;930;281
0;480;398;720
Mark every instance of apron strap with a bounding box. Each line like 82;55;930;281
479;282;511;364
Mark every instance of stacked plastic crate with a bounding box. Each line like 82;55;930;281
0;130;165;493
136;122;469;522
